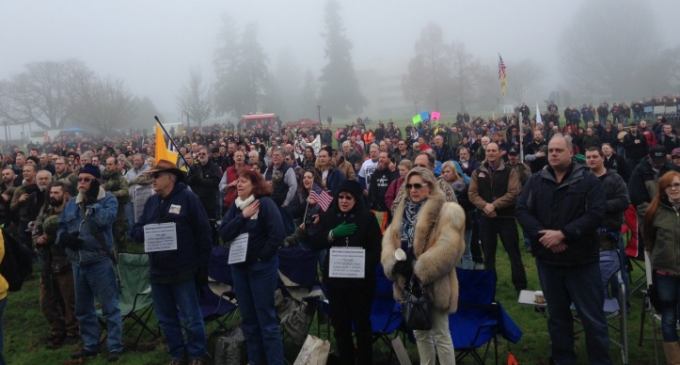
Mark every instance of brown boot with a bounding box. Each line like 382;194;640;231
663;342;680;365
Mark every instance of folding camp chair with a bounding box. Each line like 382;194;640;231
638;250;661;365
275;246;323;365
573;249;629;364
277;246;322;348
200;246;239;335
450;268;522;365
623;205;647;296
99;253;157;347
369;264;404;363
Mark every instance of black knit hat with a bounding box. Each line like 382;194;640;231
79;164;101;179
337;180;362;200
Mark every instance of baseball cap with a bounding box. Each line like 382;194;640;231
672;148;680;158
649;145;666;162
508;147;519;155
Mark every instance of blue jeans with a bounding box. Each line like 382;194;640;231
616;146;626;160
232;257;283;365
151;279;206;360
73;259;123;353
536;260;612;365
626;158;642;175
0;297;6;365
654;273;680;342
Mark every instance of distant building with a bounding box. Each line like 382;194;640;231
356;68;412;118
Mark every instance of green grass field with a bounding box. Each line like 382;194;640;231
3;234;662;365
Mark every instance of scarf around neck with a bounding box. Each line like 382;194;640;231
401;198;425;258
235;194;257;219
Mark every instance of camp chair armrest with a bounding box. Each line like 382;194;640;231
130;287;152;311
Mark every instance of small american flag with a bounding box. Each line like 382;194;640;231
309;184;333;212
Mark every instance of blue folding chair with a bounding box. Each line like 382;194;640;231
200;246;239;335
277;246;322;347
278;246;320;290
369;264;404;362
450;268;522;365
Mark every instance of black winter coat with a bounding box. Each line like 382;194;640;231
310;195;382;288
516;163;606;266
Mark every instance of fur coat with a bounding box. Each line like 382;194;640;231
381;192;465;313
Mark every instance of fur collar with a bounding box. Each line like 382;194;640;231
75;186;106;204
391;191;445;257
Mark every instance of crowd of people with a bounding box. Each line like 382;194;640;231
0;99;680;364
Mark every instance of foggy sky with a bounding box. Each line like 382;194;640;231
2;0;679;125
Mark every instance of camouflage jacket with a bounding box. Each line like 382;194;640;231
33;205;71;274
102;170;130;219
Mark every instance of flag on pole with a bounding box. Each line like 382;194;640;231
155;123;179;166
309;184;333;212
536;103;543;125
498;54;507;96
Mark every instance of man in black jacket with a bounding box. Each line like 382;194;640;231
628;145;680;233
623;123;648;173
432;135;454;163
517;134;611;365
368;151;398;212
187;147;221;244
586;147;631;301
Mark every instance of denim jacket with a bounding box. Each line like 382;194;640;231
57;187;118;266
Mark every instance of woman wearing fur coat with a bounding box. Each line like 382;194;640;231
382;167;466;364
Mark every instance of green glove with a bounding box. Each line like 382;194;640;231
331;221;357;239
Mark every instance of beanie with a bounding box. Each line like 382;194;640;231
79;164;101;179
337;180;362;201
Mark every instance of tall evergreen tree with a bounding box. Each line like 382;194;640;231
318;0;366;119
299;69;318;119
213;18;269;118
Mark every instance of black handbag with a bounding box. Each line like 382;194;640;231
401;274;432;331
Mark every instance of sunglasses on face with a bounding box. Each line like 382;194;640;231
78;177;94;183
406;183;427;190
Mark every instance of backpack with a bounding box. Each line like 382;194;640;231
0;228;32;291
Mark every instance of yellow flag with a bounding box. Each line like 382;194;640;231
155;124;178;166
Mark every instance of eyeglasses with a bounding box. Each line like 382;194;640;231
406;183;428;190
665;183;680;191
78;177;94;183
151;173;167;179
